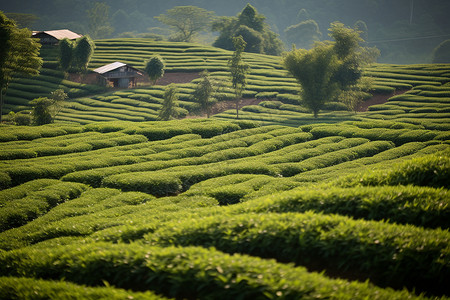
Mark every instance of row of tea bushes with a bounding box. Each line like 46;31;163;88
335;150;450;189
0;243;434;300
235;184;449;229
0;276;169;300
0;180;88;232
145;211;449;295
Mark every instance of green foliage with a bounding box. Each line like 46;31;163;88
212;4;284;55
58;38;73;72
228;35;250;118
338;151;450;188
155;6;215;42
72;36;95;73
285;19;322;49
30;97;53;125
146;211;449;295
86;2;113;39
0;11;42;122
158;84;179;121
144;56;165;85
0;243;432;299
191;70;217;117
0;276;168;300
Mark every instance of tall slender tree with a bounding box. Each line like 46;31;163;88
58;38;73;72
73;35;95;73
228;35;250;119
192;70;217;118
283;22;377;118
0;11;42;122
158;84;179;121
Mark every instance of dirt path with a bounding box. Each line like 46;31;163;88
356;89;409;112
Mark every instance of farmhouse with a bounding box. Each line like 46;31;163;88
93;62;143;88
32;29;82;45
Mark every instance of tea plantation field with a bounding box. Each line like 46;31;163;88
0;38;449;299
0;116;449;299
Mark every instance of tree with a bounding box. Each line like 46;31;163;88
228;35;250;119
0;11;42;123
144;56;165;85
87;2;113;39
5;13;38;29
432;39;450;63
283;22;377;118
192;71;217;118
354;20;368;42
285;20;322;49
30;89;67;125
31;97;53;125
212;4;283;55
72;36;95;73
158;84;179;121
58;38;74;72
155;6;215;42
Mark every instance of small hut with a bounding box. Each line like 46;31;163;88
93;62;143;88
32;29;82;45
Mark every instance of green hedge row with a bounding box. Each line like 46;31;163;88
146;211;450;295
0;181;88;231
0;243;431;299
238;185;449;229
0;276;169;300
337;151;450;188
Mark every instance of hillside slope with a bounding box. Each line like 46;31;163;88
0;38;449;299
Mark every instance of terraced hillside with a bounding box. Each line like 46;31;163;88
0;117;449;299
0;38;449;299
4;39;450;127
3;46;105;114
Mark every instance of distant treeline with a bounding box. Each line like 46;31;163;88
2;0;450;63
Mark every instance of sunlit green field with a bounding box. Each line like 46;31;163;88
0;38;449;299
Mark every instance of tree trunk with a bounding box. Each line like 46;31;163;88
235;98;239;119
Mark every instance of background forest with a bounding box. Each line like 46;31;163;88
2;0;450;64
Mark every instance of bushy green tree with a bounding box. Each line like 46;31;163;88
0;11;42;122
155;6;215;42
432;39;450;63
58;38;73;72
283;22;378;118
285;19;322;49
87;2;113;39
30;89;68;125
145;56;165;85
31;97;53;125
72;36;95;73
158;84;179;121
228;36;250;119
212;4;283;55
192;70;217;118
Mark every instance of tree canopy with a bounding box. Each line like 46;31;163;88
155;6;215;42
87;2;113;39
72;35;95;73
0;11;42;122
285;19;322;49
144;56;165;85
212;4;283;55
283;22;378;117
192;71;217;118
228;35;250;119
158;84;179;121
